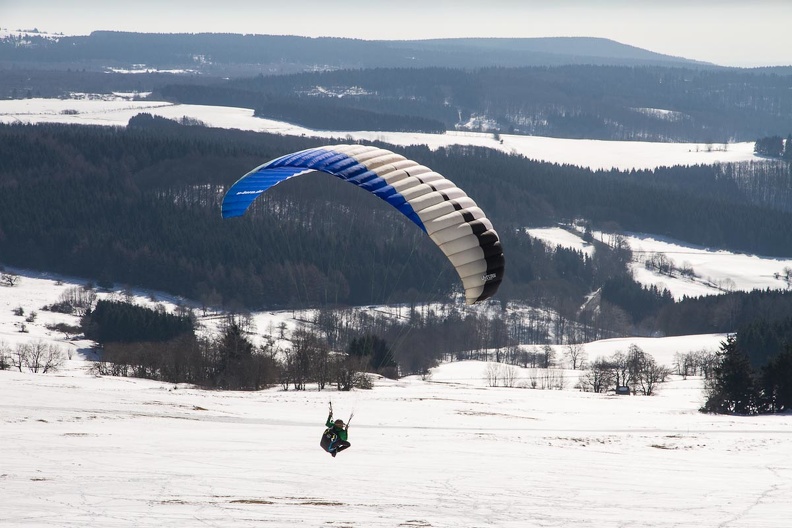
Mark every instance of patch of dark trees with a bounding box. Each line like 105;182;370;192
83;300;524;389
82;300;194;344
158;66;792;142
702;335;792;415
3;122;792;339
154;84;447;133
79;292;792;410
86;304;279;390
754;134;792;160
0;68;212;100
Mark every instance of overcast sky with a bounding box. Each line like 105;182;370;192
2;0;790;67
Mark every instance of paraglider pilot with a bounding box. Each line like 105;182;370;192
321;403;350;457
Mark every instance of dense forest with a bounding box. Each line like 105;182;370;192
754;134;792;159
0;67;205;99
0;120;610;314
3;62;792;142
156;66;792;141
2;120;792;342
702;335;792;415
0;32;704;73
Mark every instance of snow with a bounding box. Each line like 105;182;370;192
105;66;199;74
527;227;792;299
2;96;790;525
527;227;596;258
0;27;73;40
2;267;792;527
632;107;688;122
0;98;760;171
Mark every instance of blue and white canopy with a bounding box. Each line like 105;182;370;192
222;144;504;304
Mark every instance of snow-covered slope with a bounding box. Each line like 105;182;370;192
0;97;759;171
2;343;791;527
528;227;792;299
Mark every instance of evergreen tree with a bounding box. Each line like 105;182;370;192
783;134;792;161
760;345;792;412
212;321;254;389
754;136;784;157
348;334;396;373
702;335;759;415
82;300;194;344
217;321;253;363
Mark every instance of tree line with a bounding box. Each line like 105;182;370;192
4;122;792;342
578;344;671;396
159;65;792;142
82;300;195;344
82;299;538;389
754;134;792;159
702;335;792;414
6;281;789;413
156;84;447;133
0;32;709;74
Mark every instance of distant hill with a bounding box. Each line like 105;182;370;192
0;31;710;75
2;31;789;143
385;37;708;67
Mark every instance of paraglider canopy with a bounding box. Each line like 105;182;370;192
222;144;504;304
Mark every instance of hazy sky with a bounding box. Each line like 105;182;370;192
2;0;790;67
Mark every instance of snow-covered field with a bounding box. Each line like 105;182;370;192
528;227;792;299
3;268;792;527
0;96;759;171
2;363;791;528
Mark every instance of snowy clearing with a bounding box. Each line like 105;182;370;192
2;352;791;527
0;97;760;171
527;227;792;299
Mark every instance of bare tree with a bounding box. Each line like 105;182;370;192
288;328;330;390
0;341;10;370
674;351;699;379
12;341;64;373
697;349;718;379
541;345;556;369
527;368;566;390
0;272;20;287
610;351;631;390
59;286;96;316
564;344;587;370
783;266;792;287
635;355;670;396
517;346;541;368
282;346;310;391
334;355;370;391
579;358;615;393
485;362;502;387
501;364;519;388
10;343;25;372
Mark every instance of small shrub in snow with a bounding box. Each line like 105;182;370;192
46;322;82;337
0;272;20;287
43;300;75;314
